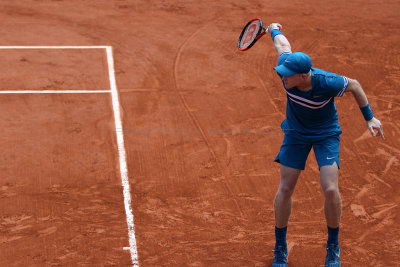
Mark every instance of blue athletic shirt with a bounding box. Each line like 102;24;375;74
277;52;349;137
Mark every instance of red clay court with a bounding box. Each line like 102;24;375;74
0;0;399;266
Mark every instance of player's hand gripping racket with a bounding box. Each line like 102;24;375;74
238;18;281;51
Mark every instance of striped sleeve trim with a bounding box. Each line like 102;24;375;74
337;76;349;97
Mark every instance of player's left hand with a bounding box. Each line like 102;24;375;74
367;117;384;139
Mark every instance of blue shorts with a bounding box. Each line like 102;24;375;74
274;133;340;170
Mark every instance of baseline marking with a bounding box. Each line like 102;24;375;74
106;46;139;266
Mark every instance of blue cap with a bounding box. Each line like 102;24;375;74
274;52;312;76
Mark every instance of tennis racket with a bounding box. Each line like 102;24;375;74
238;18;281;51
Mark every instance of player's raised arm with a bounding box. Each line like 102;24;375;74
267;23;291;56
346;78;384;139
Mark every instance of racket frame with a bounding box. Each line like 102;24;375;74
238;18;267;51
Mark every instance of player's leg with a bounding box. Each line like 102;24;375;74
314;135;342;230
274;134;311;228
314;135;341;266
273;134;311;266
320;162;341;267
320;162;341;228
274;164;301;228
272;164;301;267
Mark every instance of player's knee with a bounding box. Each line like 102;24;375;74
323;186;340;202
277;184;295;200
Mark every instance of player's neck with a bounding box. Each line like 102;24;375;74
296;76;312;92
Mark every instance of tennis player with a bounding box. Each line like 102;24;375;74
267;23;384;267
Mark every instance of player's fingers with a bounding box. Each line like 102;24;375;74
378;126;385;139
368;126;376;136
269;23;281;31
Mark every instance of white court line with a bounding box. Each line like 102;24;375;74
106;46;139;266
0;45;139;266
0;90;111;94
0;46;108;49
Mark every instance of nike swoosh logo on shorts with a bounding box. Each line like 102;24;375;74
326;157;335;160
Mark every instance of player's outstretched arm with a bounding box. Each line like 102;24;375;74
267;23;291;56
346;78;384;139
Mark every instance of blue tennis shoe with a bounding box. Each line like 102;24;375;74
272;246;288;267
325;243;341;267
